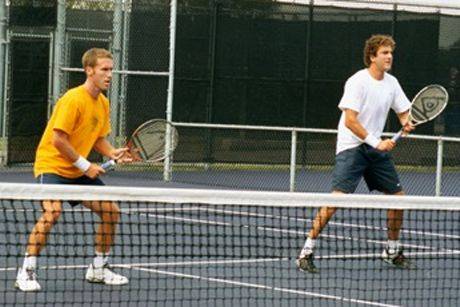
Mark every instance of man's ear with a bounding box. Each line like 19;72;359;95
85;66;94;76
369;54;376;63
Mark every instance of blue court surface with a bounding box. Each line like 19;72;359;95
1;167;459;195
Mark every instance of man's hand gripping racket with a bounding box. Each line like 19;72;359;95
392;85;449;142
101;119;179;170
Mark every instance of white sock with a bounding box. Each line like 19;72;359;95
93;251;108;268
301;237;316;255
387;240;400;254
22;254;37;270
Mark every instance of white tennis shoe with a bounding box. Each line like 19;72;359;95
15;267;41;292
85;264;128;285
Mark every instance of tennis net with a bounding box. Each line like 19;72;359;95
1;183;459;306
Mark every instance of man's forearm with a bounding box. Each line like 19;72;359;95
53;130;92;172
93;137;115;158
397;110;410;126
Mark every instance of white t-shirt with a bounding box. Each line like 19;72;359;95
336;69;411;154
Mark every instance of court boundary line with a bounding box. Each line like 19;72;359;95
138;212;460;253
2;248;460;274
131;266;402;307
0;259;402;306
1;251;458;305
8;206;460;240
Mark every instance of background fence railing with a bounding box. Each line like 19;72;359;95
169;121;460;196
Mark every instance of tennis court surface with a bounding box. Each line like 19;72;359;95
1;183;459;306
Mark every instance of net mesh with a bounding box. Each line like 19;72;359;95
1;183;459;306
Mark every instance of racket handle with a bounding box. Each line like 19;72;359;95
391;130;404;142
101;159;116;170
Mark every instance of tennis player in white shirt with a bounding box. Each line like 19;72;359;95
297;34;415;273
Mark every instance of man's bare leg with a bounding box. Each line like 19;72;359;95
27;200;63;258
82;200;120;255
16;200;62;291
381;190;413;268
297;191;343;272
82;200;128;285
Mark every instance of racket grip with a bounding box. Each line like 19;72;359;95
101;159;116;170
391;130;404;142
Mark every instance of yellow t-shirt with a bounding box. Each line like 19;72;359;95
34;85;111;178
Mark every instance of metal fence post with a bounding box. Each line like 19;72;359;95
290;130;297;192
435;138;443;196
119;0;131;142
52;0;66;105
164;0;178;182
204;1;219;168
110;0;123;146
0;0;7;137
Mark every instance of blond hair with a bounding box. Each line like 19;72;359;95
82;48;113;68
363;35;395;67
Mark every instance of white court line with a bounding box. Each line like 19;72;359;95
108;249;460;265
7;206;460;240
318;250;460;259
170;206;460;240
131;266;401;307
141;212;460;253
0;258;286;272
118;205;460;240
0;259;400;306
7;205;459;259
119;258;285;267
2;247;459;273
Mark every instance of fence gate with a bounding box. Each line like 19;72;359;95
6;33;52;165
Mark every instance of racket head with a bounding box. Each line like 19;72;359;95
409;85;448;126
126;119;179;162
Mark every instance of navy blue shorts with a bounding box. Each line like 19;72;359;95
332;144;402;194
36;173;105;206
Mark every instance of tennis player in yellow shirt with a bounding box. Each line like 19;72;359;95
16;48;132;291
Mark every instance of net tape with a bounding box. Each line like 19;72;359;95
1;182;460;210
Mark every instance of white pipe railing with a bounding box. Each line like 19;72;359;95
315;0;460;10
278;0;460;14
171;121;460;195
60;67;169;76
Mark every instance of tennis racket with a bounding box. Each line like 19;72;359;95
392;84;448;142
101;119;179;170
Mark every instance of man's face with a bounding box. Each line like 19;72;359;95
370;45;393;72
86;58;113;91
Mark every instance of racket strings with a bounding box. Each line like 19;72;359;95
132;123;178;161
410;87;448;124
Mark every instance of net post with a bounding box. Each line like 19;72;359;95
290;130;297;192
435;137;443;196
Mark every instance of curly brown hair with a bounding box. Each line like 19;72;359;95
82;48;113;68
363;35;395;67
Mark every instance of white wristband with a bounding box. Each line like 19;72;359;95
364;134;381;148
73;156;91;172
